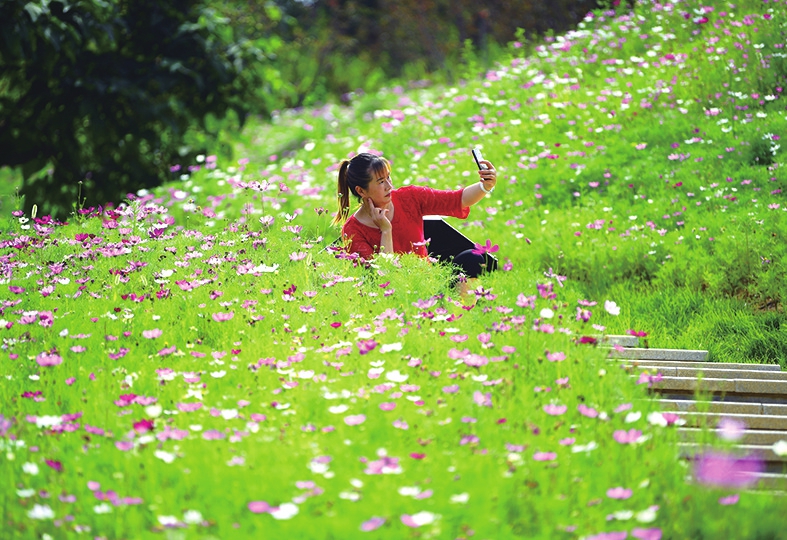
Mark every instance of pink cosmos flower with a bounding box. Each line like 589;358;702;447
606;487;633;499
693;451;764;488
36;351;63;367
587;532;627;540
473;391;493;408
717;417;746;441
718;494;739;506
212;312;234;322
543;404;567;416
344;414;366;426
533;452;557;461
248;501;274;514
614;403;633;413
460;434;479;445
578;404;599;418
546;351;566;362
613;429;643;444
661;412;682;426
632;529;662;540
177;402;203;412
142;329;162;339
464;354;489;367
357;339;377;355
203;430;225;440
115;442;133;452
471;239;499;256
393;419;409;430
379;402;396;411
360;517;385;531
364;456;402;475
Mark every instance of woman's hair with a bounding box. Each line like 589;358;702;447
333;152;391;225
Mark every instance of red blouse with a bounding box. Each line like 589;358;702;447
342;185;470;259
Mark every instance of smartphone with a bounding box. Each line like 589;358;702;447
472;148;488;170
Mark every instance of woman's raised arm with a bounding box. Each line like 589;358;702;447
461;160;497;208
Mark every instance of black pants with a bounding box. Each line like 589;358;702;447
451;249;489;279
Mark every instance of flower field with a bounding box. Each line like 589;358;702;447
2;0;787;538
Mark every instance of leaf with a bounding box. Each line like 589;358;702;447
23;3;44;23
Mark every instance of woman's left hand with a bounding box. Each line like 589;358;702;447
478;160;497;191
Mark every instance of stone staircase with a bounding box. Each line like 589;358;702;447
605;336;787;489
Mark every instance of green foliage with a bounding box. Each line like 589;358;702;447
0;0;272;216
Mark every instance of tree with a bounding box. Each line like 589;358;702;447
0;0;271;216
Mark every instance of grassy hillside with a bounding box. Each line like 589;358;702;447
1;1;787;539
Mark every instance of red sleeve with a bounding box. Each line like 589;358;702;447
401;185;471;220
341;216;379;260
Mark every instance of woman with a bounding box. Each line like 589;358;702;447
333;152;497;278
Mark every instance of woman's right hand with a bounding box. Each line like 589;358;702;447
366;198;392;232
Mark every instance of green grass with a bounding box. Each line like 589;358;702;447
2;0;787;538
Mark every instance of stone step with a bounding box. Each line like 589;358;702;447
673;412;787;431
626;365;787;381
679;442;787;473
600;335;640;347
678;427;787;446
609;347;709;362
660;399;787;417
751;474;787;490
649;376;787;403
615;359;781;372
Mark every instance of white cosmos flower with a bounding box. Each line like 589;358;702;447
604;300;621;316
183;510;204;524
154;450;176;463
571;441;598;453
28;504;54;520
647;412;668;427
94;503;113;514
773;440;787;456
636;507;659;523
380;342;403;353
385;370;408;383
339;491;361;501
539;308;554;319
220;409;238;420
625;412;642;423
271;502;299;520
328;405;349;414
145;405;163;418
409;511;437;526
35;416;62;429
450;493;470;504
22;462;39;475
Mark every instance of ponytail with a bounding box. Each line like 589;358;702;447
332;152;391;226
333;160;352;225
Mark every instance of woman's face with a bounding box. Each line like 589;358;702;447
357;169;393;207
